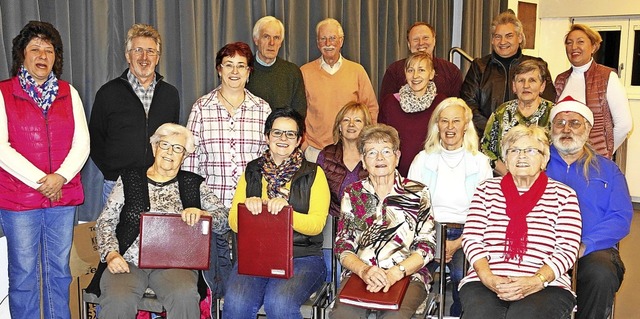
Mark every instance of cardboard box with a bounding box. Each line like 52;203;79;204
69;222;100;319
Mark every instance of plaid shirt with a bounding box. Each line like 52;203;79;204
127;70;157;116
182;87;271;207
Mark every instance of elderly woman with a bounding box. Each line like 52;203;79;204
0;21;89;318
408;98;492;316
86;123;229;318
330;124;436;319
555;24;632;159
379;51;447;176
225;108;330;319
481;60;554;175
459;125;582;319
183;41;272;297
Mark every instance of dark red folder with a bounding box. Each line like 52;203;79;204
138;212;212;270
338;274;411;310
237;203;293;279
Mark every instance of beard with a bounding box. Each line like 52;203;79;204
552;131;589;155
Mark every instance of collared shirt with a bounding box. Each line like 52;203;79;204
255;53;277;67
127;70;157;116
182;87;271;207
320;54;343;75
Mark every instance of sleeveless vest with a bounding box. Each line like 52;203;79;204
321;142;368;217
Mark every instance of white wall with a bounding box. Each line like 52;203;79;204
538;0;640;18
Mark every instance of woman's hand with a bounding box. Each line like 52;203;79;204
181;207;207;226
360;265;389;293
445;237;462;263
244;197;265;215
106;251;129;274
477;270;511;294
496;276;544;301
266;197;289;215
37;173;66;201
382;266;405;293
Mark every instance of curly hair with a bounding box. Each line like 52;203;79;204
11;21;64;78
125;23;162;54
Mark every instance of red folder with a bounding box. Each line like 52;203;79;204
138;212;212;270
237;203;293;279
338;275;411;310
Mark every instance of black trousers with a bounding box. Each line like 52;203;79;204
576;248;625;319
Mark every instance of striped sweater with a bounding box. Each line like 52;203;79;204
460;177;581;291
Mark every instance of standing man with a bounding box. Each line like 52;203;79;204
547;97;631;319
246;16;307;117
89;24;180;204
460;11;555;134
379;22;462;101
301;18;378;162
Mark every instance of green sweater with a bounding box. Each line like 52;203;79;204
246;58;307;118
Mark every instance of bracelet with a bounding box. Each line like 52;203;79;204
534;272;548;288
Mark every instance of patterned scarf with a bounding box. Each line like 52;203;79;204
500;171;548;263
500;99;549;138
398;81;437;113
260;147;304;199
18;65;59;114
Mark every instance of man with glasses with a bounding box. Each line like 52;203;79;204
90;23;180;205
546;96;631;319
246;16;307;117
300;18;378;162
460;11;555;135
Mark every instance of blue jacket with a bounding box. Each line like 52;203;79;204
546;145;632;256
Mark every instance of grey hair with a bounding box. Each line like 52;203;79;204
316;18;344;37
490;11;526;48
125;23;162;54
500;125;550;169
149;123;196;154
252;16;285;40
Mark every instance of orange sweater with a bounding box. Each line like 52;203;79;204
301;58;378;149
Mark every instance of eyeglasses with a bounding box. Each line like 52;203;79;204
506;148;543;157
317;36;341;44
553;119;584;130
129;47;159;57
221;63;249;72
364;148;395;159
157;141;186;154
270;129;298;139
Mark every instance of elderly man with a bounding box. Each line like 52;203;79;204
246;16;307;117
379;22;462;101
461;11;555;134
546;96;631;319
89;23;180;204
301;18;378;162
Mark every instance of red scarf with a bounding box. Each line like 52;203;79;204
500;171;548;262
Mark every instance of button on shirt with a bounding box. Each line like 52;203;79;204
127;70;157;116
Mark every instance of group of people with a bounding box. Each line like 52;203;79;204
0;8;633;319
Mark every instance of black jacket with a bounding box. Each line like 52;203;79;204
89;70;180;181
460;51;556;134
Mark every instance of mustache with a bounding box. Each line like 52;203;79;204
322;45;336;51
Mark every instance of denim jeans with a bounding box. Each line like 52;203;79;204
426;226;464;316
102;179;117;208
223;255;326;319
0;206;76;319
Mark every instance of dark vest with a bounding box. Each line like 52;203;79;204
321;142;368;217
86;168;206;298
244;158;323;257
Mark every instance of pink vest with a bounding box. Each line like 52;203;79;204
555;62;615;158
0;77;84;210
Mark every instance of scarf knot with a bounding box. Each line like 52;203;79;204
260;147;304;199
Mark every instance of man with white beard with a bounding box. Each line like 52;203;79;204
546;96;632;319
300;18;378;162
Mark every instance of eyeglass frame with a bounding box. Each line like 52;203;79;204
220;62;250;72
552;118;585;130
317;35;342;44
506;147;544;157
363;147;397;159
157;140;187;154
269;129;298;140
129;47;160;57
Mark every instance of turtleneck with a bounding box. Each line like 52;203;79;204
432;146;469;223
493;48;522;70
571;58;593;74
558;58;594;103
440;146;465;168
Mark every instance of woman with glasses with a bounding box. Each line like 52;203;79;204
378;51;447;176
331;124;436;319
225;108;330;319
481;60;554;176
182;42;271;298
86;123;229;318
459;125;582;319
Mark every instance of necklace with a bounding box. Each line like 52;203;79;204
218;91;245;110
440;149;465;170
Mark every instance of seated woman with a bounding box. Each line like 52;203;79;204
330;124;436;319
407;97;492;316
459;125;582;319
86;123;230;318
481;60;554;175
225;108;330;319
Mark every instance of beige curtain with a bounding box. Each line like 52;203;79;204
460;0;505;74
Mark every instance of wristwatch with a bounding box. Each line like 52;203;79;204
398;265;407;277
535;272;549;288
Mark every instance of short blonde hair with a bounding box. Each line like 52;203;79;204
358;124;400;155
565;24;602;53
501;125;550;169
126;23;162;54
150;123;196;154
423;98;479;154
332;101;373;143
404;51;433;72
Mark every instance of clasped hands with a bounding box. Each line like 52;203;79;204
244;197;288;215
481;273;544;301
37;173;66;201
359;265;404;293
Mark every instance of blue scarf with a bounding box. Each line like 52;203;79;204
18;65;59;115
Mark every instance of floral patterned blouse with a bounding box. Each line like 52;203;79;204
335;172;436;287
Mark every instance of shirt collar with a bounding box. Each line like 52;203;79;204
255;53;277;67
127;70;157;90
319;54;343;69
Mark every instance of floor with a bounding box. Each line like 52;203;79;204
611;208;639;318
